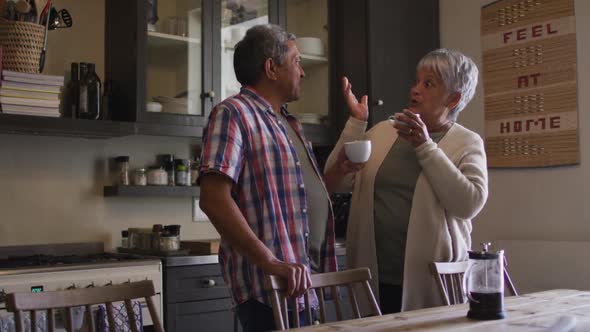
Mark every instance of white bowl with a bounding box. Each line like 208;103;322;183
146;102;163;112
344;140;371;163
296;37;324;56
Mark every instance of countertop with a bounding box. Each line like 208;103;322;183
152;239;346;267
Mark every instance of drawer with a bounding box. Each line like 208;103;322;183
164;264;231;303
166;298;241;332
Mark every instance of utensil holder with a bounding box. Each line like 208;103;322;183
0;19;45;73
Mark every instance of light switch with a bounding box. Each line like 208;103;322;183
192;198;209;223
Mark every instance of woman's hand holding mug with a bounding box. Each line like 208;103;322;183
390;109;428;147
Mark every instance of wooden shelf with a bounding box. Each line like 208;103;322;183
300;54;328;67
148;31;200;46
104;185;200;197
0;114;135;138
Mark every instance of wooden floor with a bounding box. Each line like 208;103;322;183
292;289;590;331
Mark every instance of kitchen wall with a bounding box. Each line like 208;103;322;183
0;0;219;249
440;0;590;293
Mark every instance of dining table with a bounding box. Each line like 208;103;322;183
292;289;590;331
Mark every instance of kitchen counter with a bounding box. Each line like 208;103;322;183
161;254;218;267
147;239;346;267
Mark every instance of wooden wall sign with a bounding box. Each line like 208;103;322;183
481;0;579;167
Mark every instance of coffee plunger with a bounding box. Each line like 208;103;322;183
463;242;506;320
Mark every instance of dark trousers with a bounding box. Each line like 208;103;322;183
236;298;317;332
379;283;403;314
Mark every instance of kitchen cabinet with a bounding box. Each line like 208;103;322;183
285;0;332;146
104;0;283;137
328;0;439;132
164;263;240;332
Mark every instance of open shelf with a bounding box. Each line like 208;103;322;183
148;31;200;46
104;185;200;197
147;31;200;55
0;114;135;138
300;54;328;67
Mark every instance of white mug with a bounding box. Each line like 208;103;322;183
344;140;371;163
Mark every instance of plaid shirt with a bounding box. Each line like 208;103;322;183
200;87;337;307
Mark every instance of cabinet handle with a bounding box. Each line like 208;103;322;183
201;91;216;100
375;99;384;106
201;279;216;287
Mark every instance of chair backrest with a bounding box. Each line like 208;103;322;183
430;259;519;306
5;280;164;332
265;267;382;330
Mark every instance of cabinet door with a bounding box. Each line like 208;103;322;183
328;0;439;131
166;298;240;332
165;264;231;303
106;0;284;133
105;0;213;128
215;0;272;104
367;0;439;124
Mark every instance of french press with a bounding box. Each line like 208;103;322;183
463;242;506;320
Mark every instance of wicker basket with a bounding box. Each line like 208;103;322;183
0;19;45;74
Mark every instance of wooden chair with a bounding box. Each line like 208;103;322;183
430;260;519;306
265;267;382;330
5;280;164;332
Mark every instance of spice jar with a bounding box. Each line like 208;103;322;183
159;234;180;251
127;228;140;249
175;159;191;186
132;168;147;186
115;156;130;185
160;154;175;186
121;230;129;248
147;166;168;186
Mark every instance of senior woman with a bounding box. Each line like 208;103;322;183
324;48;488;314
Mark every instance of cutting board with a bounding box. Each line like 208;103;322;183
181;239;220;255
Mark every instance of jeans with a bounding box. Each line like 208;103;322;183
236;298;318;332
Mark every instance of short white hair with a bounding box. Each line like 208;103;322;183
417;48;479;120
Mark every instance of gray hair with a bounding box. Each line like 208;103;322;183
233;24;296;86
417;48;479;121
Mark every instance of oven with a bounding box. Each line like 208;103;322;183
0;245;163;331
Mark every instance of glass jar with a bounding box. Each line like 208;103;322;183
121;230;129;248
115;156;130;185
127;228;140;249
132;168;147;186
160;154;175;186
175;159;190;186
159;235;180;252
147;166;168;186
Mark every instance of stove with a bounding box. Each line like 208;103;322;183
0;243;163;329
0;253;148;269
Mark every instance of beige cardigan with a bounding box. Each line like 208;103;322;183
325;117;488;312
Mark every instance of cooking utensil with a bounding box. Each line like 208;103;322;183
38;0;51;72
58;8;71;27
46;6;59;29
36;0;48;24
3;0;16;20
15;0;30;21
34;0;46;24
0;0;7;20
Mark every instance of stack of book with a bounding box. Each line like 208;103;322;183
0;70;64;117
